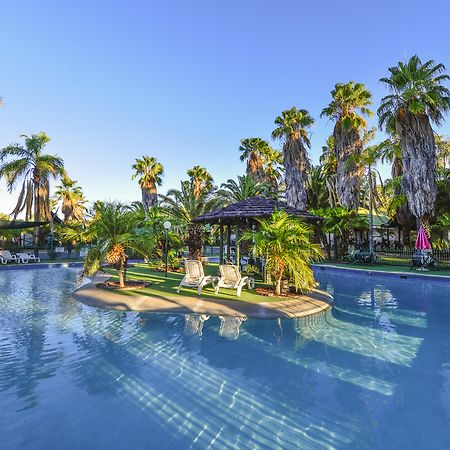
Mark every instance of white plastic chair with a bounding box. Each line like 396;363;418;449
16;252;41;263
177;260;215;295
0;250;19;263
215;264;253;297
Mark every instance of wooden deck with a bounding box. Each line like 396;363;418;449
73;274;333;319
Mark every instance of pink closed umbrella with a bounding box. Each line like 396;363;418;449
415;226;431;250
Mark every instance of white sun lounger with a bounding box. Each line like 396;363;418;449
215;264;253;297
16;252;41;263
0;250;20;264
177;260;216;295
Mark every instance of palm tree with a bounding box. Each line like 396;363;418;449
378;55;450;231
217;175;272;203
61;201;154;287
241;210;323;295
131;156;164;210
272;107;313;210
262;147;283;192
306;165;334;210
0;132;66;245
186;165;214;197
435;134;450;171
239;138;283;191
53;176;86;222
321;82;373;209
322;207;368;259
239;138;268;182
161;181;219;259
378;131;415;246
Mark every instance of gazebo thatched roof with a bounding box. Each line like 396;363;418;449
194;196;323;224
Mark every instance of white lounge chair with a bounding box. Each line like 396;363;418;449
0;250;19;264
16;252;41;263
177;260;216;295
215;264;253;297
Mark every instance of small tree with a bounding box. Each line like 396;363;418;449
322;207;368;259
61;201;154;287
242;210;323;296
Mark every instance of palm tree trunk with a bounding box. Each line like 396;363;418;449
275;278;282;296
33;175;41;255
187;224;203;260
284;139;308;210
368;165;374;254
118;269;125;288
247;153;265;183
334;126;362;208
142;188;156;210
397;112;437;228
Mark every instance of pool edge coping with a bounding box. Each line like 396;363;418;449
313;264;450;282
71;274;333;319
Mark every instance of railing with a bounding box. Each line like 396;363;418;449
375;249;450;267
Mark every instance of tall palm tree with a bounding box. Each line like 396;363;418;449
53;176;86;222
272;107;314;210
131;156;164;210
217;175;272;203
378;130;415;245
262;147;283;192
435;134;450;171
378;55;450;230
161;181;219;259
0;132;65;245
239;138;268;182
186;165;214;197
321;82;373;209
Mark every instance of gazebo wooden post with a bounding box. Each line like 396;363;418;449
235;223;240;269
219;222;224;265
226;224;231;262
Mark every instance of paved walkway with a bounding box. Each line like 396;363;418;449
72;274;333;319
314;263;450;281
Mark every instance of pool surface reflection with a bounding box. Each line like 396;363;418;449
1;267;450;449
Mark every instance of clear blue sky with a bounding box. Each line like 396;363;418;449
1;0;449;214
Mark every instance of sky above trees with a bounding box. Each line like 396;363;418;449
1;0;449;213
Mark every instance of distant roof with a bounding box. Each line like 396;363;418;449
0;220;48;230
358;208;393;228
194;196;323;224
0;212;63;230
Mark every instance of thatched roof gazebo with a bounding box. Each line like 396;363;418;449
194;196;323;264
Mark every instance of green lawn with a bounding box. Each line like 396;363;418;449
315;262;450;277
104;263;281;303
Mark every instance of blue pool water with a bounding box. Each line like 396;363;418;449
1;267;450;449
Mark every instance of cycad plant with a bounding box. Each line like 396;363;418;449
242;210;323;295
378;55;450;230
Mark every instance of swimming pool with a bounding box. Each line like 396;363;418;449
1;267;449;449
